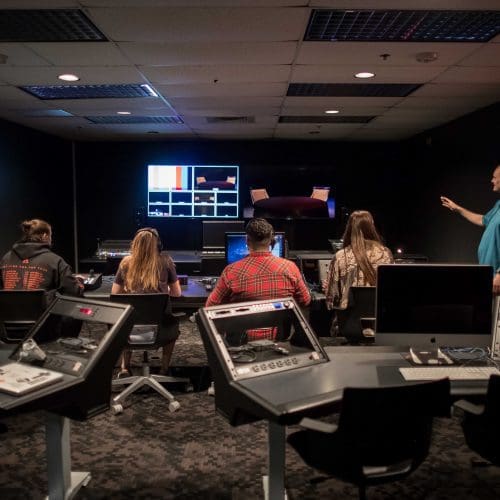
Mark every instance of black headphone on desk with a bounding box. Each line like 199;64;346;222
134;227;162;252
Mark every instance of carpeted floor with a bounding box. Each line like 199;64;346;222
1;318;500;500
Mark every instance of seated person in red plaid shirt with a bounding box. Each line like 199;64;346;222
205;218;311;341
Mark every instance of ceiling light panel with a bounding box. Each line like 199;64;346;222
305;9;500;43
287;83;420;97
19;84;159;100
0;10;107;42
85;116;183;124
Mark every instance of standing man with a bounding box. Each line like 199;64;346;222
206;218;310;312
441;164;500;293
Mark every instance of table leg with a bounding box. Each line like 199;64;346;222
45;412;91;500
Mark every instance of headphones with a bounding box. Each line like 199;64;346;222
135;227;162;252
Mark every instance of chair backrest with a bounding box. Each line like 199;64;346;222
461;374;500;464
0;289;47;343
336;286;375;343
338;379;451;471
310;186;330;201
250;188;269;204
484;374;500;419
110;293;175;348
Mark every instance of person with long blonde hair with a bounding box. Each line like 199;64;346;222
112;228;181;377
324;210;393;312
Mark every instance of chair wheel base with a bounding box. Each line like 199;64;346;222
168;400;181;412
111;403;124;415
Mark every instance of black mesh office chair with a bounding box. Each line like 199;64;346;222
287;378;450;500
336;286;376;344
454;374;500;465
110;293;191;414
0;289;46;344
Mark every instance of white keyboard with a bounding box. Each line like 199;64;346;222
399;366;500;381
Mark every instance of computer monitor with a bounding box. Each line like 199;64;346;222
225;232;286;265
202;220;245;250
375;264;493;350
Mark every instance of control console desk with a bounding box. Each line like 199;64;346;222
196;300;492;499
84;275;214;309
0;296;133;499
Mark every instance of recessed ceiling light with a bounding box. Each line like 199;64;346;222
117;111;131;115
58;73;80;82
355;72;375;79
325;110;339;114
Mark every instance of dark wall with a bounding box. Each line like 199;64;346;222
74;101;500;262
0;119;74;265
1;100;498;267
74;140;406;257
403;102;500;262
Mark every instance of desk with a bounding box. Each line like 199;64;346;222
254;196;329;218
222;346;489;499
84;275;211;309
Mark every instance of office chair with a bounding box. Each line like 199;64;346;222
310;186;330;201
250;188;269;204
454;374;500;465
0;289;46;343
288;378;450;500
336;286;376;344
110;293;191;414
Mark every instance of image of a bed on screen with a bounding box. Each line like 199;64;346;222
148;164;239;218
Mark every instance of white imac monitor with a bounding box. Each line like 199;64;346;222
375;264;493;350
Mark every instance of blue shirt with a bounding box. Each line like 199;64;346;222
478;200;500;273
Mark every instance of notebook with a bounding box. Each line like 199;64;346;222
0;362;63;396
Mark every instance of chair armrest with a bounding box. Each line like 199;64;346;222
298;417;338;434
453;399;485;416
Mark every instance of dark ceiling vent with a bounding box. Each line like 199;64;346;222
85;116;184;124
287;83;420;97
305;9;500;42
19;84;159;100
0;9;107;42
206;116;255;124
279;115;374;124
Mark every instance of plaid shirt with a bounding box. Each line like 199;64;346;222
206;251;311;307
206;252;311;340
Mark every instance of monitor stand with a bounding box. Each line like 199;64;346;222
409;346;454;365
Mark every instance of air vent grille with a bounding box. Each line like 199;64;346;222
305;9;500;42
287;83;420;97
0;9;106;42
85;116;183;124
206;116;255;124
20;84;159;100
279;116;374;124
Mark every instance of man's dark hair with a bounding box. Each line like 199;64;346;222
245;218;274;245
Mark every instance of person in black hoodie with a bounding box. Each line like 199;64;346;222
0;219;83;301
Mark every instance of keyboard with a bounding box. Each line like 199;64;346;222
399;366;500;381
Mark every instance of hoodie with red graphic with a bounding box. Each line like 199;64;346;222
0;242;83;299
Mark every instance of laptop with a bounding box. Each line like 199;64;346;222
0;362;63;396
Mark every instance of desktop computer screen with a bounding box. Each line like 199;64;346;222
375;264;493;348
225;232;285;265
202;220;245;250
